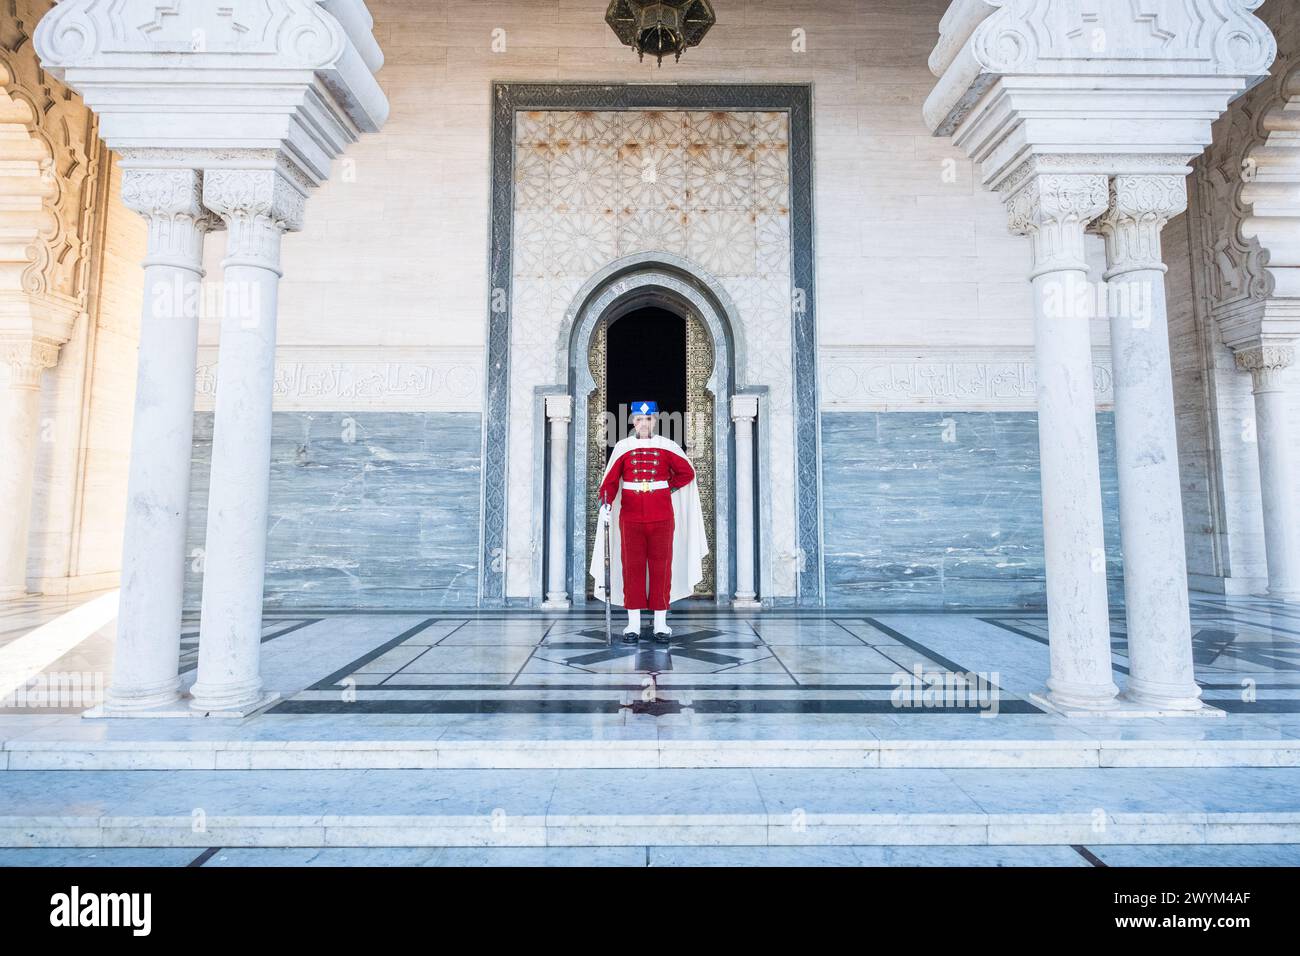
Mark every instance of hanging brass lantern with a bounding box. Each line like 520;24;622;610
605;1;717;66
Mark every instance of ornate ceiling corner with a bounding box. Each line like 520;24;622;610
32;0;388;185
1188;6;1300;351
927;0;1277;138
925;0;1280;203
0;1;101;346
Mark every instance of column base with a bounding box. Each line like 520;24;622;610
1040;675;1120;714
541;594;571;610
1123;676;1206;712
1260;588;1300;603
0;584;29;601
188;690;281;719
96;679;184;716
86;690;281;719
84;698;192;720
1030;691;1225;719
732;595;761;610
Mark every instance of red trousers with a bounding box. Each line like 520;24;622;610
620;515;674;610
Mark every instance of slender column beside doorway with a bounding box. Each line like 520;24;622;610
731;394;760;608
543;394;572;609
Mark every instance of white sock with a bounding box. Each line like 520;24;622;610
625;609;641;633
653;609;670;634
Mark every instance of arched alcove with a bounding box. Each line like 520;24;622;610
562;254;745;606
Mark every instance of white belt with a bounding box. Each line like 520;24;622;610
622;479;669;492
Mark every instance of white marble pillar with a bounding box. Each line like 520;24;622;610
1235;343;1300;601
190;169;304;715
543;394;572;609
731;394;760;609
1006;173;1119;712
1093;175;1203;710
0;336;59;599
101;169;212;713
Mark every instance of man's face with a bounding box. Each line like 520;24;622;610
632;414;654;437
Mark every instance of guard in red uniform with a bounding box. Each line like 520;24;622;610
596;400;697;643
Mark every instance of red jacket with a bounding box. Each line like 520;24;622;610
598;439;695;523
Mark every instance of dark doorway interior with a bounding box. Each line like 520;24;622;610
605;307;687;451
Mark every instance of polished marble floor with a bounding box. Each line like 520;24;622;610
5;596;1300;867
3;593;1299;720
263;596;1300;717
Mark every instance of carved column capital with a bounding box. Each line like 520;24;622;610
202;169;307;274
730;393;759;423
120;168;217;273
545;394;573;424
1234;342;1296;393
1004;174;1108;276
1093;175;1187;278
0;334;60;389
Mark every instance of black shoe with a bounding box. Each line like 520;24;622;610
622;629;640;644
653;630;672;644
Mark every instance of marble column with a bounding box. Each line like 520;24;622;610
1006;173;1119;711
543;394;572;609
1093;175;1202;709
190;168;304;715
1235;343;1300;601
106;168;212;713
0;336;59;599
731;394;760;609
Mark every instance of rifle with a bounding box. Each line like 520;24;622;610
603;495;612;647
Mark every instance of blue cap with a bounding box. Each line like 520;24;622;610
630;400;658;417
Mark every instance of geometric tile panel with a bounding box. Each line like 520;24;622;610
483;85;822;608
506;109;798;600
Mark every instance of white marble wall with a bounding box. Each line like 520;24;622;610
185;0;1114;602
216;0;1102;361
48;0;1283;606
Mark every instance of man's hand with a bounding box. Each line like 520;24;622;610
599;503;611;525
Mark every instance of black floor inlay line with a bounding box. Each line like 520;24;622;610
865;617;1028;707
188;847;221;867
309;617;440;689
1198;699;1300;713
267;613;1039;715
1071;845;1107;867
180;618;321;674
980;617;1134;676
248;603;1300;718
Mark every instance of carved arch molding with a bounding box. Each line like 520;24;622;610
1190;6;1300;327
0;0;100;312
586;307;717;598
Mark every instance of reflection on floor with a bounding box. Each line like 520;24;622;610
2;592;1298;723
258;596;1300;717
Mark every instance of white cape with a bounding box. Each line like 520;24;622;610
589;434;709;606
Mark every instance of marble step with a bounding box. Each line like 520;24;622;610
3;735;1299;770
3;767;1299;848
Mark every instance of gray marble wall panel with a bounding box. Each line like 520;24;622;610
822;411;1123;610
185;412;481;611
